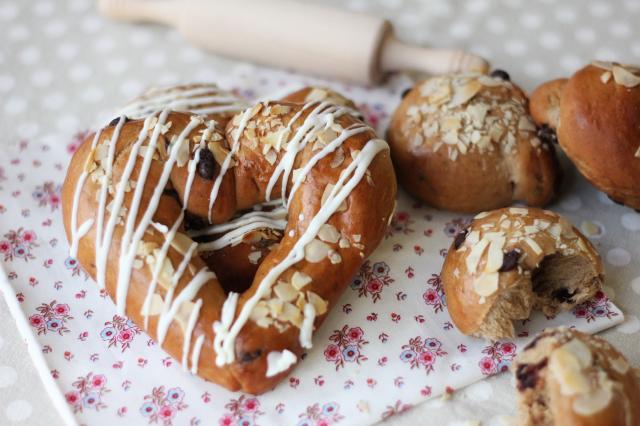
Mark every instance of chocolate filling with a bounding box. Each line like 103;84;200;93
490;69;510;81
184;211;209;231
516;358;548;391
239;349;263;363
499;249;521;272
108;115;130;127
537;124;557;145
453;228;469;249
197;148;217;180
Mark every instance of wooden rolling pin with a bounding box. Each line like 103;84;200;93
98;0;489;85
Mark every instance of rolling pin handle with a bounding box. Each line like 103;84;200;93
380;34;490;76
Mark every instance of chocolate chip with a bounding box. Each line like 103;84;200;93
108;116;130;127
239;349;262;363
551;287;577;304
197;148;217;180
490;69;510;81
453;228;469;249
184;211;208;231
499;249;521;272
516;359;548;391
537;124;557;145
401;88;412;98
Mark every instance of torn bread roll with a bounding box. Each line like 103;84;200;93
530;61;640;210
514;327;640;426
442;207;603;340
388;70;560;213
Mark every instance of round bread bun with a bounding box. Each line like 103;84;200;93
388;71;560;213
530;62;640;209
441;207;603;340
514;327;640;426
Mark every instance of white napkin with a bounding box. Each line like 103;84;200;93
0;73;623;426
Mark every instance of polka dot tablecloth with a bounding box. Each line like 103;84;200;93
1;0;640;425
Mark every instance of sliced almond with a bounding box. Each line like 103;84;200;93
549;339;593;396
338;237;351;248
307;291;328;315
249;301;269;322
600;71;612;84
474;272;499;297
291;271;312;290
174;139;190;168
450;79;482;107
304;239;331;263
612;65;640;88
318;224;340;244
485;236;506;272
279;302;302;327
466;238;489;273
274;281;298;302
524;237;543;255
330;147;345;168
328;250;342;264
264;149;277;165
267;298;284;316
171;232;194;256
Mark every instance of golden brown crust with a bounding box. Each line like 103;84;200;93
62;98;396;394
529;79;567;129
441;207;602;340
281;86;358;110
514;328;640;426
388;72;560;213
530;62;640;209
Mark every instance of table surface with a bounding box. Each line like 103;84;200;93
1;0;640;424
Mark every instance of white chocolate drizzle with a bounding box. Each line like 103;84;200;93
214;138;388;366
207;106;255;222
68;95;389;379
194;206;287;251
266;349;297;377
117;85;248;120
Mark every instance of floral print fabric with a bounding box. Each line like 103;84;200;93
0;70;623;425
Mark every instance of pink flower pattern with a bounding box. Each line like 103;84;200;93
573;291;619;322
140;386;188;425
32;181;61;211
100;315;142;352
399;336;447;374
1;227;38;262
65;372;110;413
350;261;394;303
381;400;413;420
422;274;446;313
386;211;414;237
478;341;517;376
29;300;73;335
296;401;344;426
325;325;369;370
218;395;264;426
